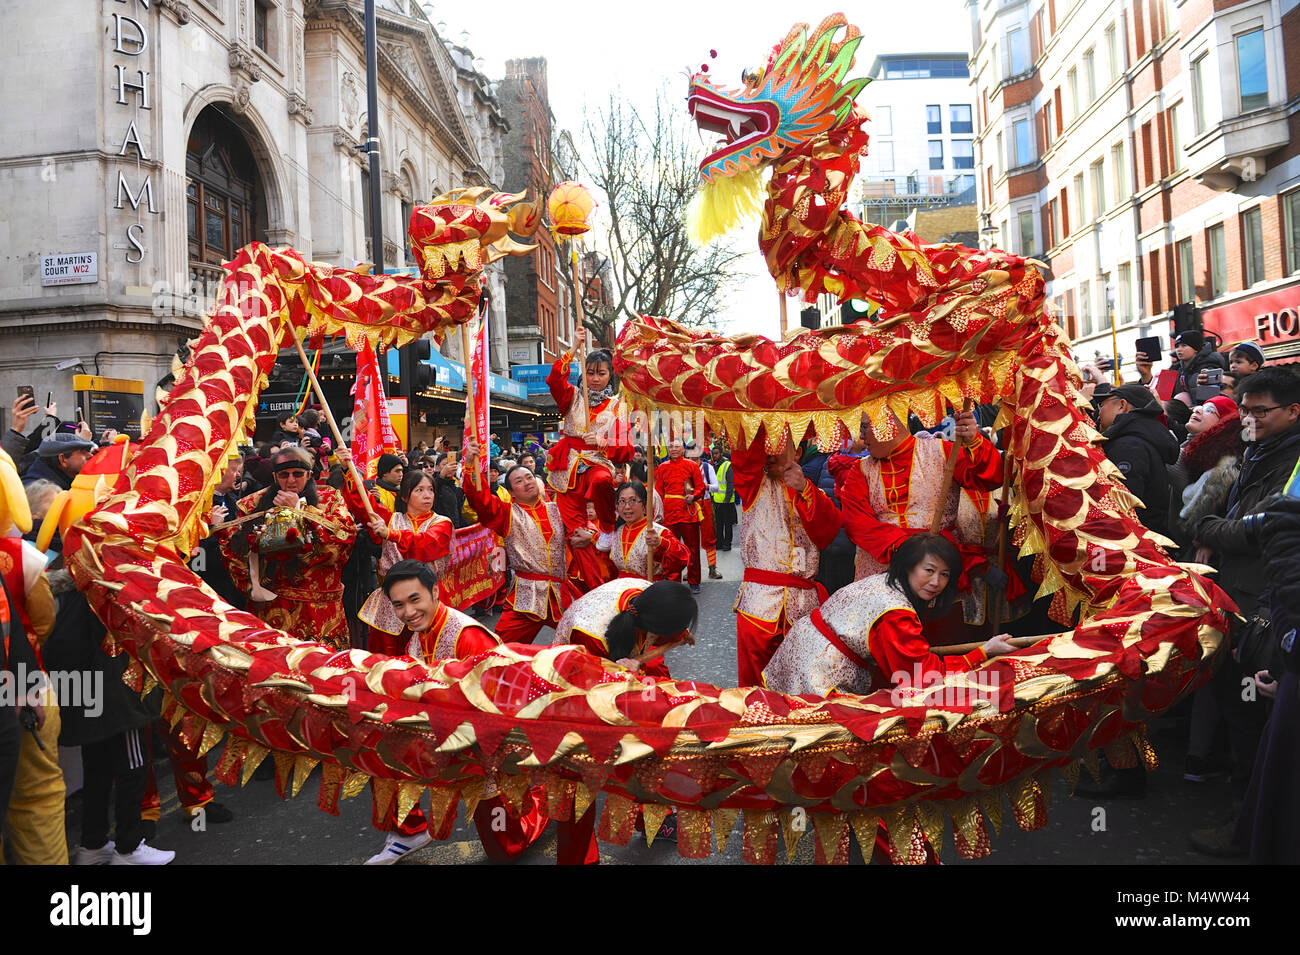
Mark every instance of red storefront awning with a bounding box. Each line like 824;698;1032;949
1201;280;1300;364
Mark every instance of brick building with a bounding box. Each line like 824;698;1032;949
498;57;564;369
971;0;1300;371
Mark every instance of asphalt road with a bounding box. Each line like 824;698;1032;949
62;542;1244;866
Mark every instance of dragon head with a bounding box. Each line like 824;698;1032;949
686;14;868;243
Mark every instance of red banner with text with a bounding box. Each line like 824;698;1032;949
438;523;505;611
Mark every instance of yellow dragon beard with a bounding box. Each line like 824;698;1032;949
686;167;766;247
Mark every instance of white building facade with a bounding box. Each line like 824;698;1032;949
0;0;510;436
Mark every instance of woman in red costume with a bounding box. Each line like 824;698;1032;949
552;579;698;863
596;480;689;582
461;437;577;643
567;501;616;595
335;454;455;657
546;327;633;535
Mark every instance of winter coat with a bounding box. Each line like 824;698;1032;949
1171;412;1246;547
39;569;159;748
1195;421;1300;612
1172;344;1229;399
1101;408;1180;537
21;455;73;491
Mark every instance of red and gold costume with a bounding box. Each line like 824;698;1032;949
596;518;689;582
567;519;616;595
343;480;455;656
463;472;578;643
762;574;988;696
655;454;706;586
219;484;356;649
689;453;719;569
551;577;685;865
546;352;633;534
731;434;843;685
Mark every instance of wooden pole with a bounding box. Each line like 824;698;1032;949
932;633;1049;656
986;458;1016;629
460;322;481;489
930;399;975;534
571;243;590;432
291;331;376;521
645;410;657;580
1110;308;1123;385
778;290;788;336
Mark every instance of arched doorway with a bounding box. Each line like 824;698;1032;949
186;105;267;288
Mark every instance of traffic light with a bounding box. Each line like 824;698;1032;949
839;297;875;324
398;337;433;398
1171;302;1201;335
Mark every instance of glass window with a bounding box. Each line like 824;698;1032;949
1192;54;1208;133
996;131;1004;174
1090;160;1105;215
926;105;941;134
1118;263;1132;322
1286;192;1300;274
1209;223;1227;296
1018;210;1035;256
1243;207;1264;284
928;140;944;170
1009;28;1028;74
1014;119;1033;166
952;139;974;170
1106;24;1119;80
1084;49;1096;103
1067;68;1079;121
1111;142;1127;204
1169;105;1181;171
1079;279;1093;336
1177;238;1195;302
875;141;894;172
950;105;972;134
1237;29;1268;112
1074;172;1087;224
1044;100;1054;148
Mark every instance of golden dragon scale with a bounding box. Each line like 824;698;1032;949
60;39;1232;861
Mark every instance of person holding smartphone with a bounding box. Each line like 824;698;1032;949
21;432;95;491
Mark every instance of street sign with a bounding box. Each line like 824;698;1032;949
41;252;98;286
73;374;144;438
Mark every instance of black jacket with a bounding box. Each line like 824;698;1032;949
433;475;466;529
1196;422;1300;611
1102;409;1180;536
1173;343;1229;398
39;570;159;747
21;455;73;491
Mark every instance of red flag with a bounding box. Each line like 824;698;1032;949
351;341;400;479
462;307;490;481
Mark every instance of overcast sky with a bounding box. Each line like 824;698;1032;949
433;0;974;338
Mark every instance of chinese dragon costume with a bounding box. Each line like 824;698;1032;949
60;18;1231;864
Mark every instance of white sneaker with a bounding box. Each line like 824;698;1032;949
364;830;432;865
74;841;115;865
110;842;176;865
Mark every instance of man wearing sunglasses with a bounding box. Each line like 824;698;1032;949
219;446;357;648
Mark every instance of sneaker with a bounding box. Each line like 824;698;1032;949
364;830;432;865
690;584;701;594
1183;756;1230;783
111;842;176;865
708;567;723;580
184;802;235;824
74;841;115;865
656;811;679;844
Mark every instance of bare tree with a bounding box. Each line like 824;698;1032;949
578;87;748;342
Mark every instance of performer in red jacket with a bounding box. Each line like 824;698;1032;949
655;439;706;591
731;428;842;685
596;480;689;582
337;455;454;656
365;560;547;865
462;438;577;643
546;328;633;535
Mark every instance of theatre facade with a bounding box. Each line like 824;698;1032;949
0;0;518;438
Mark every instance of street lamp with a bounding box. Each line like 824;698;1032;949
979;211;997;251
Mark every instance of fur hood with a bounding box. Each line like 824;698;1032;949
1179;455;1240;531
1178;413;1244;479
46;567;77;596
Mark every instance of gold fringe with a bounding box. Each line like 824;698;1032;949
713;808;741;853
641;803;672;848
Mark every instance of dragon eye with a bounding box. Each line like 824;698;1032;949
742;67;763;87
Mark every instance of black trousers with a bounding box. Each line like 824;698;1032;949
0;706;20;836
80;727;149;853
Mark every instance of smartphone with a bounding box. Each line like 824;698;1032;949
15;385;34;404
75;406;85;424
1135;336;1161;363
1194;383;1222;403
